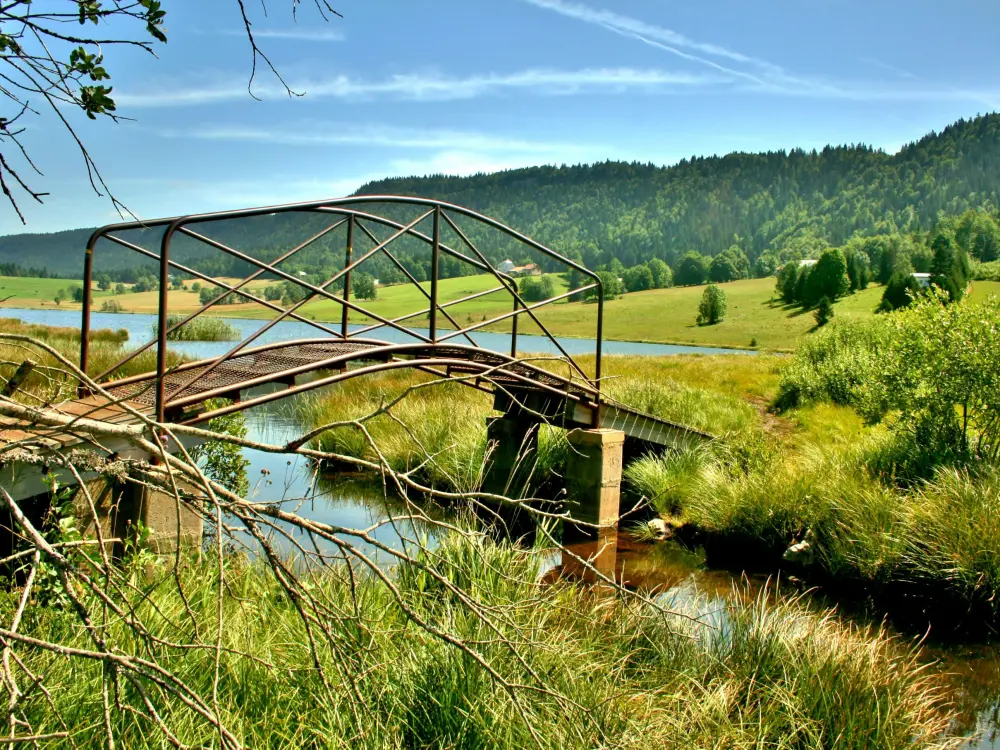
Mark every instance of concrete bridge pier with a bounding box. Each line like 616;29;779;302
561;428;625;583
481;416;540;544
0;475;203;574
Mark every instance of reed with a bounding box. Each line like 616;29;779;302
0;534;953;748
154;313;240;341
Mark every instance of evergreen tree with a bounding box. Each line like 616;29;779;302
805;248;850;306
776;262;799;304
814;296;834;326
879;271;922;311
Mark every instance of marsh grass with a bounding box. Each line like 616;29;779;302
155;313;240;341
1;534;953;748
0;317;184;403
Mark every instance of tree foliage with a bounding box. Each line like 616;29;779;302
519;275;556;303
879;272;922;312
675;252;709;286
1;0;341;222
697;284;727;326
352;272;377;301
622;264;654;292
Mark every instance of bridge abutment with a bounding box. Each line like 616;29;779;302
76;477;203;557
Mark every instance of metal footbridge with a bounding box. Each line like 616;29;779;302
18;196;713;454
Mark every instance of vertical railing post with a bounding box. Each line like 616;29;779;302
510;281;519;358
341;215;354;339
430;205;440;343
594;277;604;407
156;224;175;424
79;237;96;395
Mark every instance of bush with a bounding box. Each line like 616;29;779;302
779;295;1000;469
973;259;1000;281
775;317;891;411
99;299;123;313
696;284;727;325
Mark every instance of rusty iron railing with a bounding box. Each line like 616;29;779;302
80;197;605;423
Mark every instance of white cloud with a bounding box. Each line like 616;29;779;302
152;123;585;155
219;27;345;41
116;67;724;108
861;57;916;80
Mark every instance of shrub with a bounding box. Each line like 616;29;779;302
696;284;726;325
779;295;1000;469
775;317;891;410
99;299;123;313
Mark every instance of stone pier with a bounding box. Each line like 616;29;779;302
561;428;625;582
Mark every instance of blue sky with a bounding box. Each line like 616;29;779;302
5;0;999;234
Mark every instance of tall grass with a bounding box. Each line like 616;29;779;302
154;313;240;341
0;317;184;403
0;534;953;747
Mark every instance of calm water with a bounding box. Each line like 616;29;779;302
6;306;998;746
0;307;755;360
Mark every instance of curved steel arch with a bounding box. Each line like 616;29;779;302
80;196;606;423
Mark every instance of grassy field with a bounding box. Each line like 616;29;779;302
5;273;1000;350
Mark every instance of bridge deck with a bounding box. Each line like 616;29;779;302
1;339;711;454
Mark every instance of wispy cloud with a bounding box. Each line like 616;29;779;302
152;123;580;154
218;27;345;42
520;0;783;83
520;0;997;105
116;67;723;107
861;57;916;80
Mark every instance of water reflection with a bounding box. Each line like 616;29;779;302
225;407;445;567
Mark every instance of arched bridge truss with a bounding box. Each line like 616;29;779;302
77;196;710;451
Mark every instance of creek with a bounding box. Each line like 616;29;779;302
3;306;999;747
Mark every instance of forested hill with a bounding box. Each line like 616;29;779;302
356;113;1000;270
2;112;999;278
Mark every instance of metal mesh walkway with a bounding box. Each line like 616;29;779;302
105;340;383;407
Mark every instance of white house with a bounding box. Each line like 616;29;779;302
911;272;932;288
798;259;818;268
498;259;515;274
